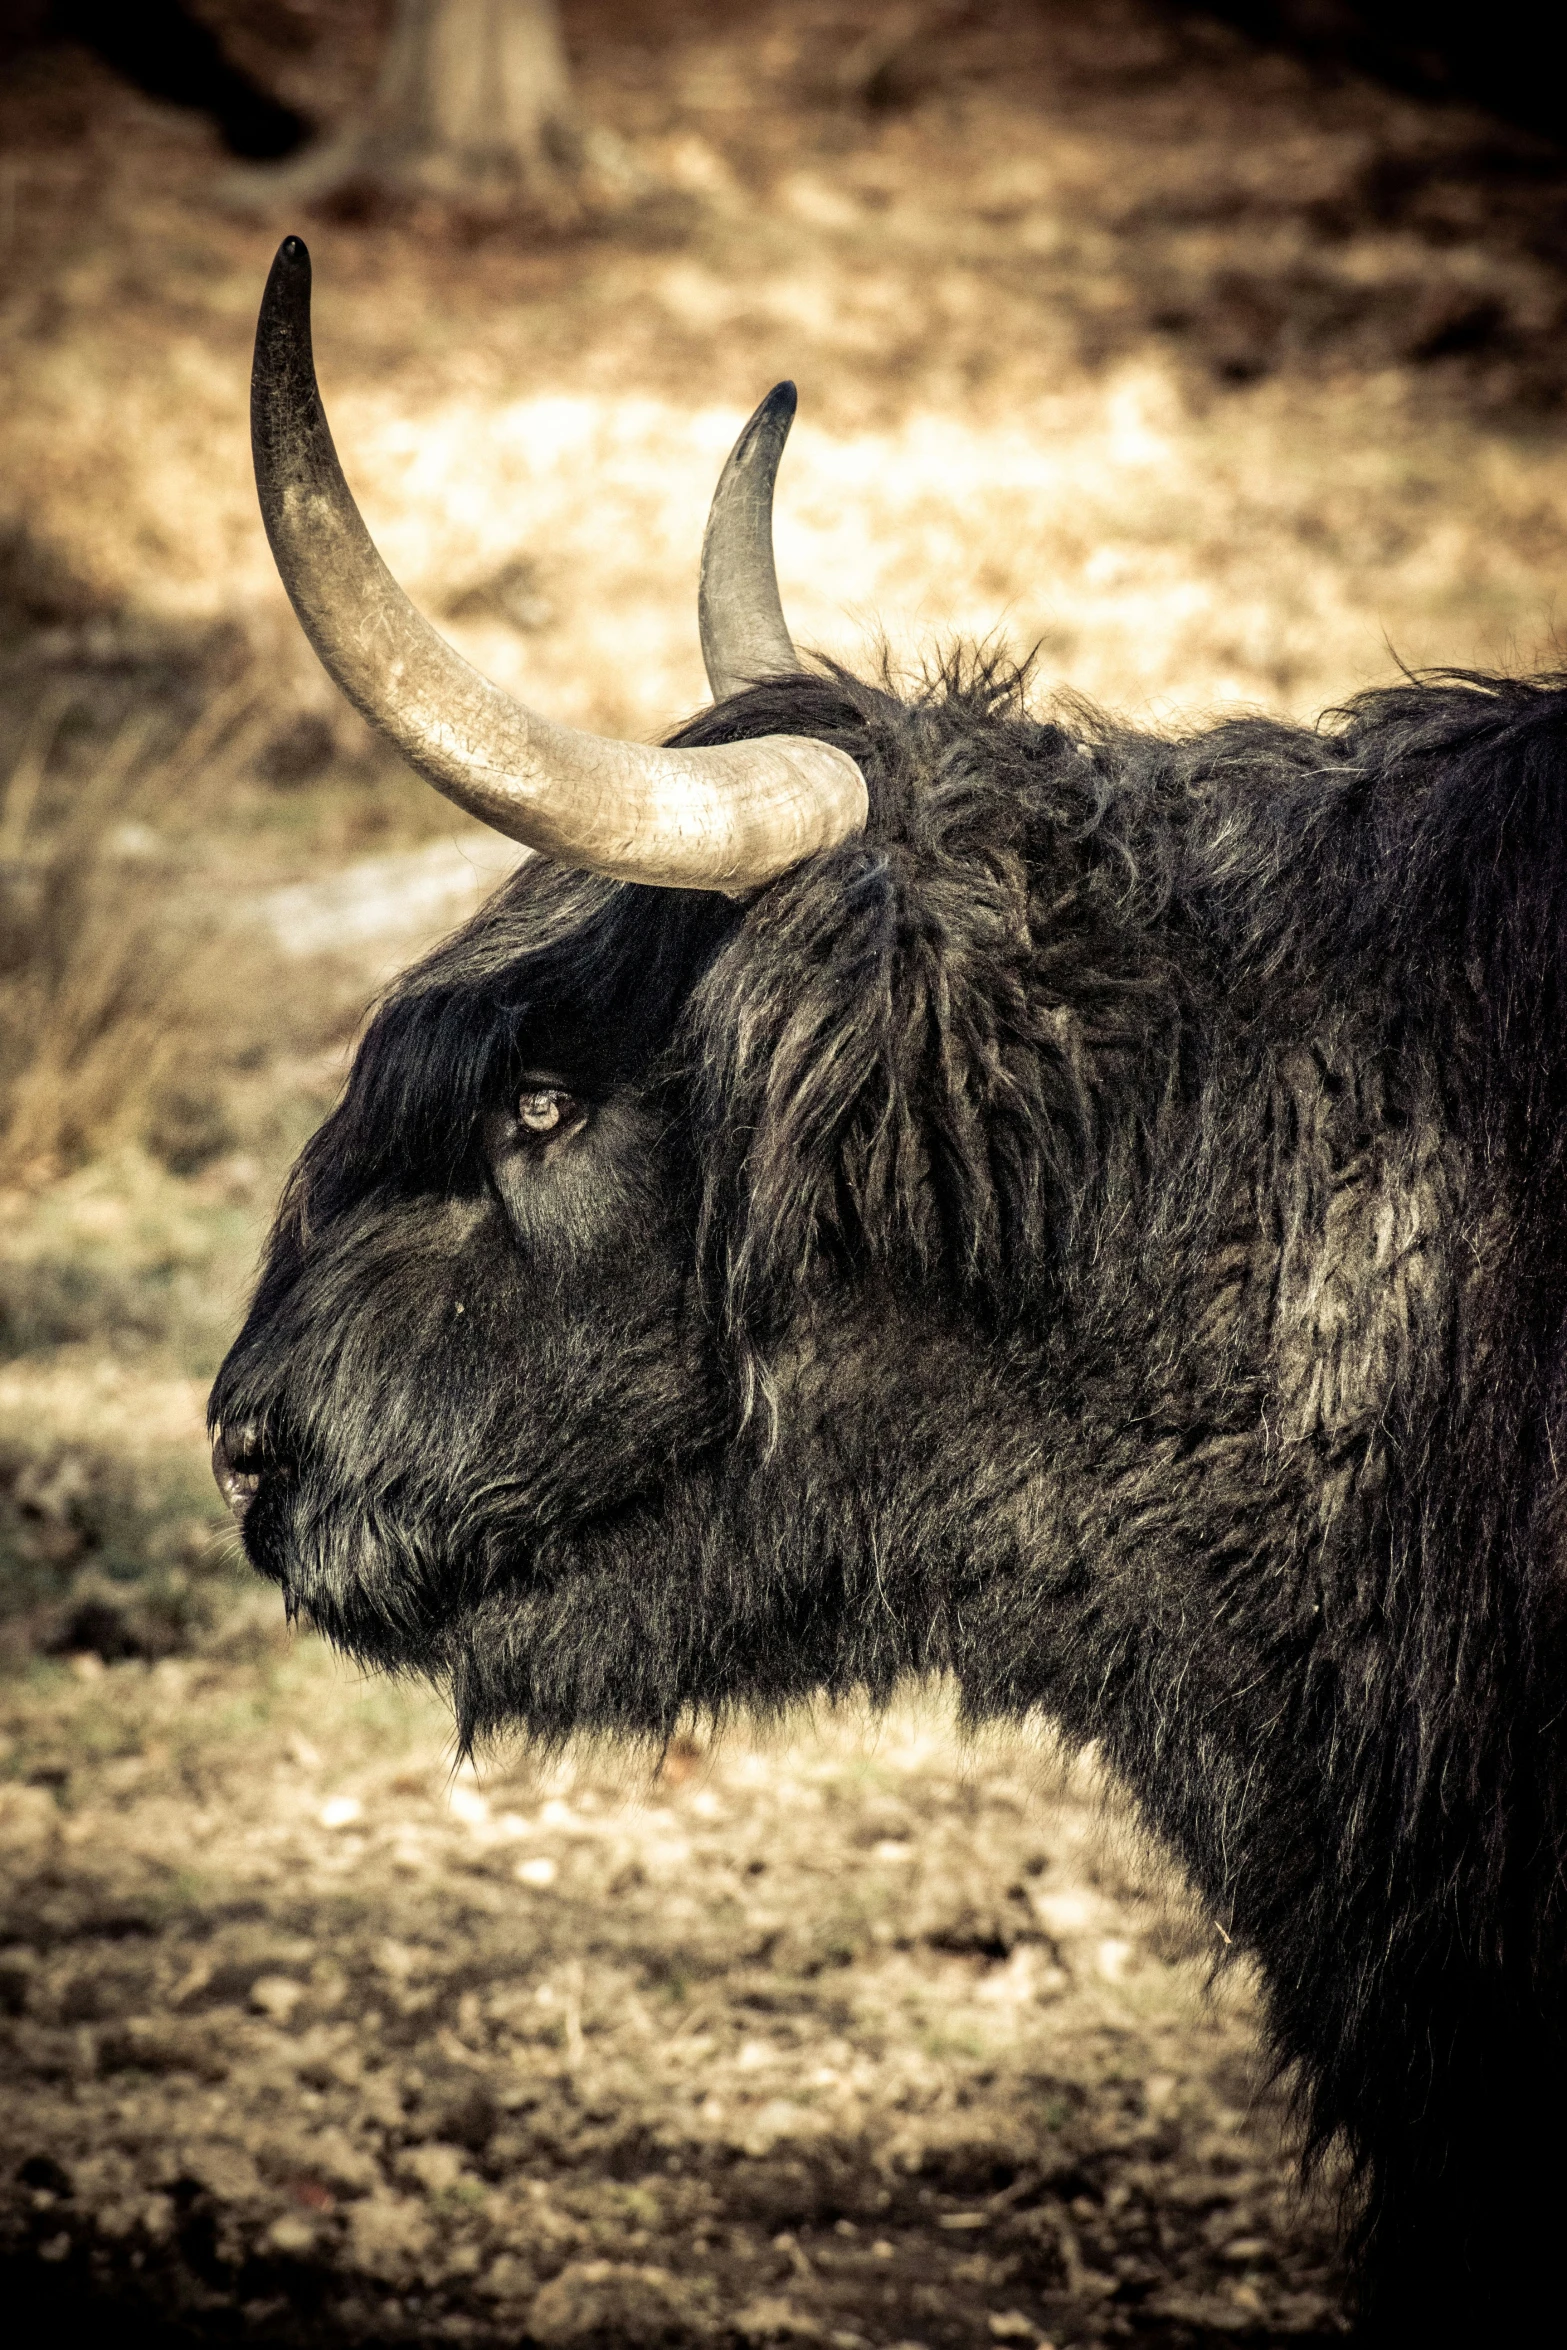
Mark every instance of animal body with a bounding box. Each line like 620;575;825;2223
214;239;1567;2337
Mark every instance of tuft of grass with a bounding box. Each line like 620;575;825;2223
0;681;279;1184
0;1430;245;1665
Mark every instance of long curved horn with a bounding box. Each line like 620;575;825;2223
252;238;865;893
699;383;801;700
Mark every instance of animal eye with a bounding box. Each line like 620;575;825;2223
517;1086;577;1134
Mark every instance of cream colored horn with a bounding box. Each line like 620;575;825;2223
252;238;865;892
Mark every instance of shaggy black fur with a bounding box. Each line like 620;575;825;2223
213;657;1567;2337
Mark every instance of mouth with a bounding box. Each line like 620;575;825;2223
210;1421;266;1527
209;1436;464;1662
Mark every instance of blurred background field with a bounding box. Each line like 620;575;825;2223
3;1;1567;2341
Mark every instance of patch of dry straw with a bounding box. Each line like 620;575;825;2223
0;680;270;1183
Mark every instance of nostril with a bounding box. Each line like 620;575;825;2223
212;1422;266;1520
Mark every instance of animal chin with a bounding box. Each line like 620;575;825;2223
245;1479;484;1671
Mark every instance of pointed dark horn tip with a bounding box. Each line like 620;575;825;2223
732;382;796;468
748;382;796;440
262;236;312;320
257;236;314;379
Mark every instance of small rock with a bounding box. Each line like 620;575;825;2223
1221;2235;1270;2265
529;2258;715;2346
265;2212;318;2255
318;1795;363;1829
249;1975;305;2022
1031;1890;1098;1937
181;2139;263;2203
742;2097;818;2156
285;2124;382;2195
735;2296;824;2341
398;2141;468;2195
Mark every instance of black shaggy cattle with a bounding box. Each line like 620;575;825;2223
214;240;1567;2339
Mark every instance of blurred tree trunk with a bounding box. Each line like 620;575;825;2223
231;0;605;224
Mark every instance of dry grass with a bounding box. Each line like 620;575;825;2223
0;683;265;1183
0;656;401;1196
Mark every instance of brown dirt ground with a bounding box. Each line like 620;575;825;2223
6;1;1567;2341
1;1659;1346;2348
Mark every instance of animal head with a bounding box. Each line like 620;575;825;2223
213;241;1179;1742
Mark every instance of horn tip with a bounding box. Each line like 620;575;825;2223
272;233;311;281
732;380;796;469
260;235;313;347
